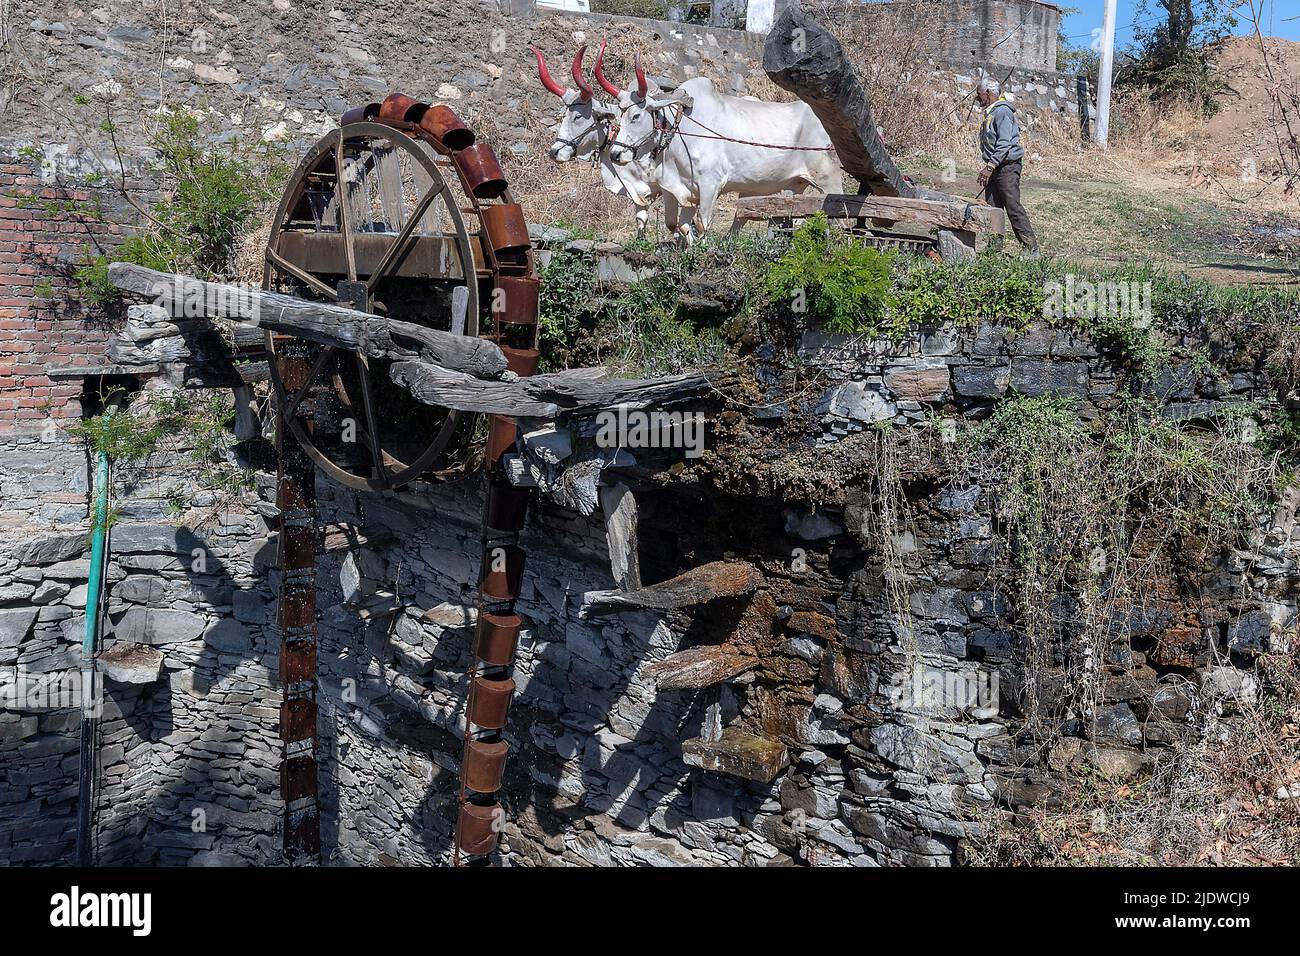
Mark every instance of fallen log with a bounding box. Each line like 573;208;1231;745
107;262;507;379
762;5;951;203
389;362;709;418
108;262;713;420
580;561;764;616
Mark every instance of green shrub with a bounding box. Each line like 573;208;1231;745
765;213;894;334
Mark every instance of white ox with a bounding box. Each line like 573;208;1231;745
607;55;843;243
532;43;681;237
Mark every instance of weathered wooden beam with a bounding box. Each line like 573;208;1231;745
645;644;757;691
391;361;711;418
107;262;508;378
734;193;1005;234
681;728;789;783
762;5;953;204
580;561;763;616
109;262;714;420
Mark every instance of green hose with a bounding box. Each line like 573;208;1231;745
82;450;109;659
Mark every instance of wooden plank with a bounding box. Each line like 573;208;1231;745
579;561;763;617
645;644;757;691
276;231;483;280
390;361;710;418
734;193;1005;234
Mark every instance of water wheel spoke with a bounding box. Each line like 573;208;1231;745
336;136;358;282
266;250;337;301
283;346;336;421
365;184;443;294
354;354;388;487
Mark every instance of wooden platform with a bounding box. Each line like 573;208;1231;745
733;193;1006;234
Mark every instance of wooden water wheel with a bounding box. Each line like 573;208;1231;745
264;102;539;491
262;94;541;867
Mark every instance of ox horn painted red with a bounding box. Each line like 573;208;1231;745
594;38;621;97
571;44;594;102
634;52;648;99
531;46;567;97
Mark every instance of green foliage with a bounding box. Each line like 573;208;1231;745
1117;0;1237;115
65;109;284;306
957;393;1276;733
538;250;597;370
889;253;1048;333
67;390;255;503
765;213;894;334
539;231;775;375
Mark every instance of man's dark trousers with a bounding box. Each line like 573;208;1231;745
986;160;1037;251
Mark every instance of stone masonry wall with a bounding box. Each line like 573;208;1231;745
0;426;282;865
2;308;1292;866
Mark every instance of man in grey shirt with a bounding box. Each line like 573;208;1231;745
976;76;1039;257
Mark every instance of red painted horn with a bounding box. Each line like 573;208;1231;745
594;39;621;97
572;44;593;102
634;52;648;99
531;46;567;98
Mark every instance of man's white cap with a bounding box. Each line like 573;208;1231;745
978;76;1001;95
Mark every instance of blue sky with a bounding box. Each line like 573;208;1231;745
1060;0;1300;50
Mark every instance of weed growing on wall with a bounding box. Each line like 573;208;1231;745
66;106;285;305
539;231;775;375
953;395;1278;738
68;388;257;522
766;213;894;335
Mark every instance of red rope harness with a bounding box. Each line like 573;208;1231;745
657;110;837;152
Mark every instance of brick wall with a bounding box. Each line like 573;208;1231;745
0;159;128;435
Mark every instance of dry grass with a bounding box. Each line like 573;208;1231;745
807;0;975;158
965;650;1300;866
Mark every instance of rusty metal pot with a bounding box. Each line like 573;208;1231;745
456;144;508;199
341;103;381;125
493;276;539;326
280;640;317;684
473;612;522;666
486;482;530;533
486;416;517;465
463;739;510;793
469;675;516;729
420;104;474;151
456;800;502;855
481;203;530;254
500;346;539;377
480;542;525;602
378;92;427;124
280;697;316;744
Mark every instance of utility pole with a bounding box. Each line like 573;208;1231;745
1096;0;1118;146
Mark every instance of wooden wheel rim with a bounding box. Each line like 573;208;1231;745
264;122;482;491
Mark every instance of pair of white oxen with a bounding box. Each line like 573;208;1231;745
533;42;843;244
